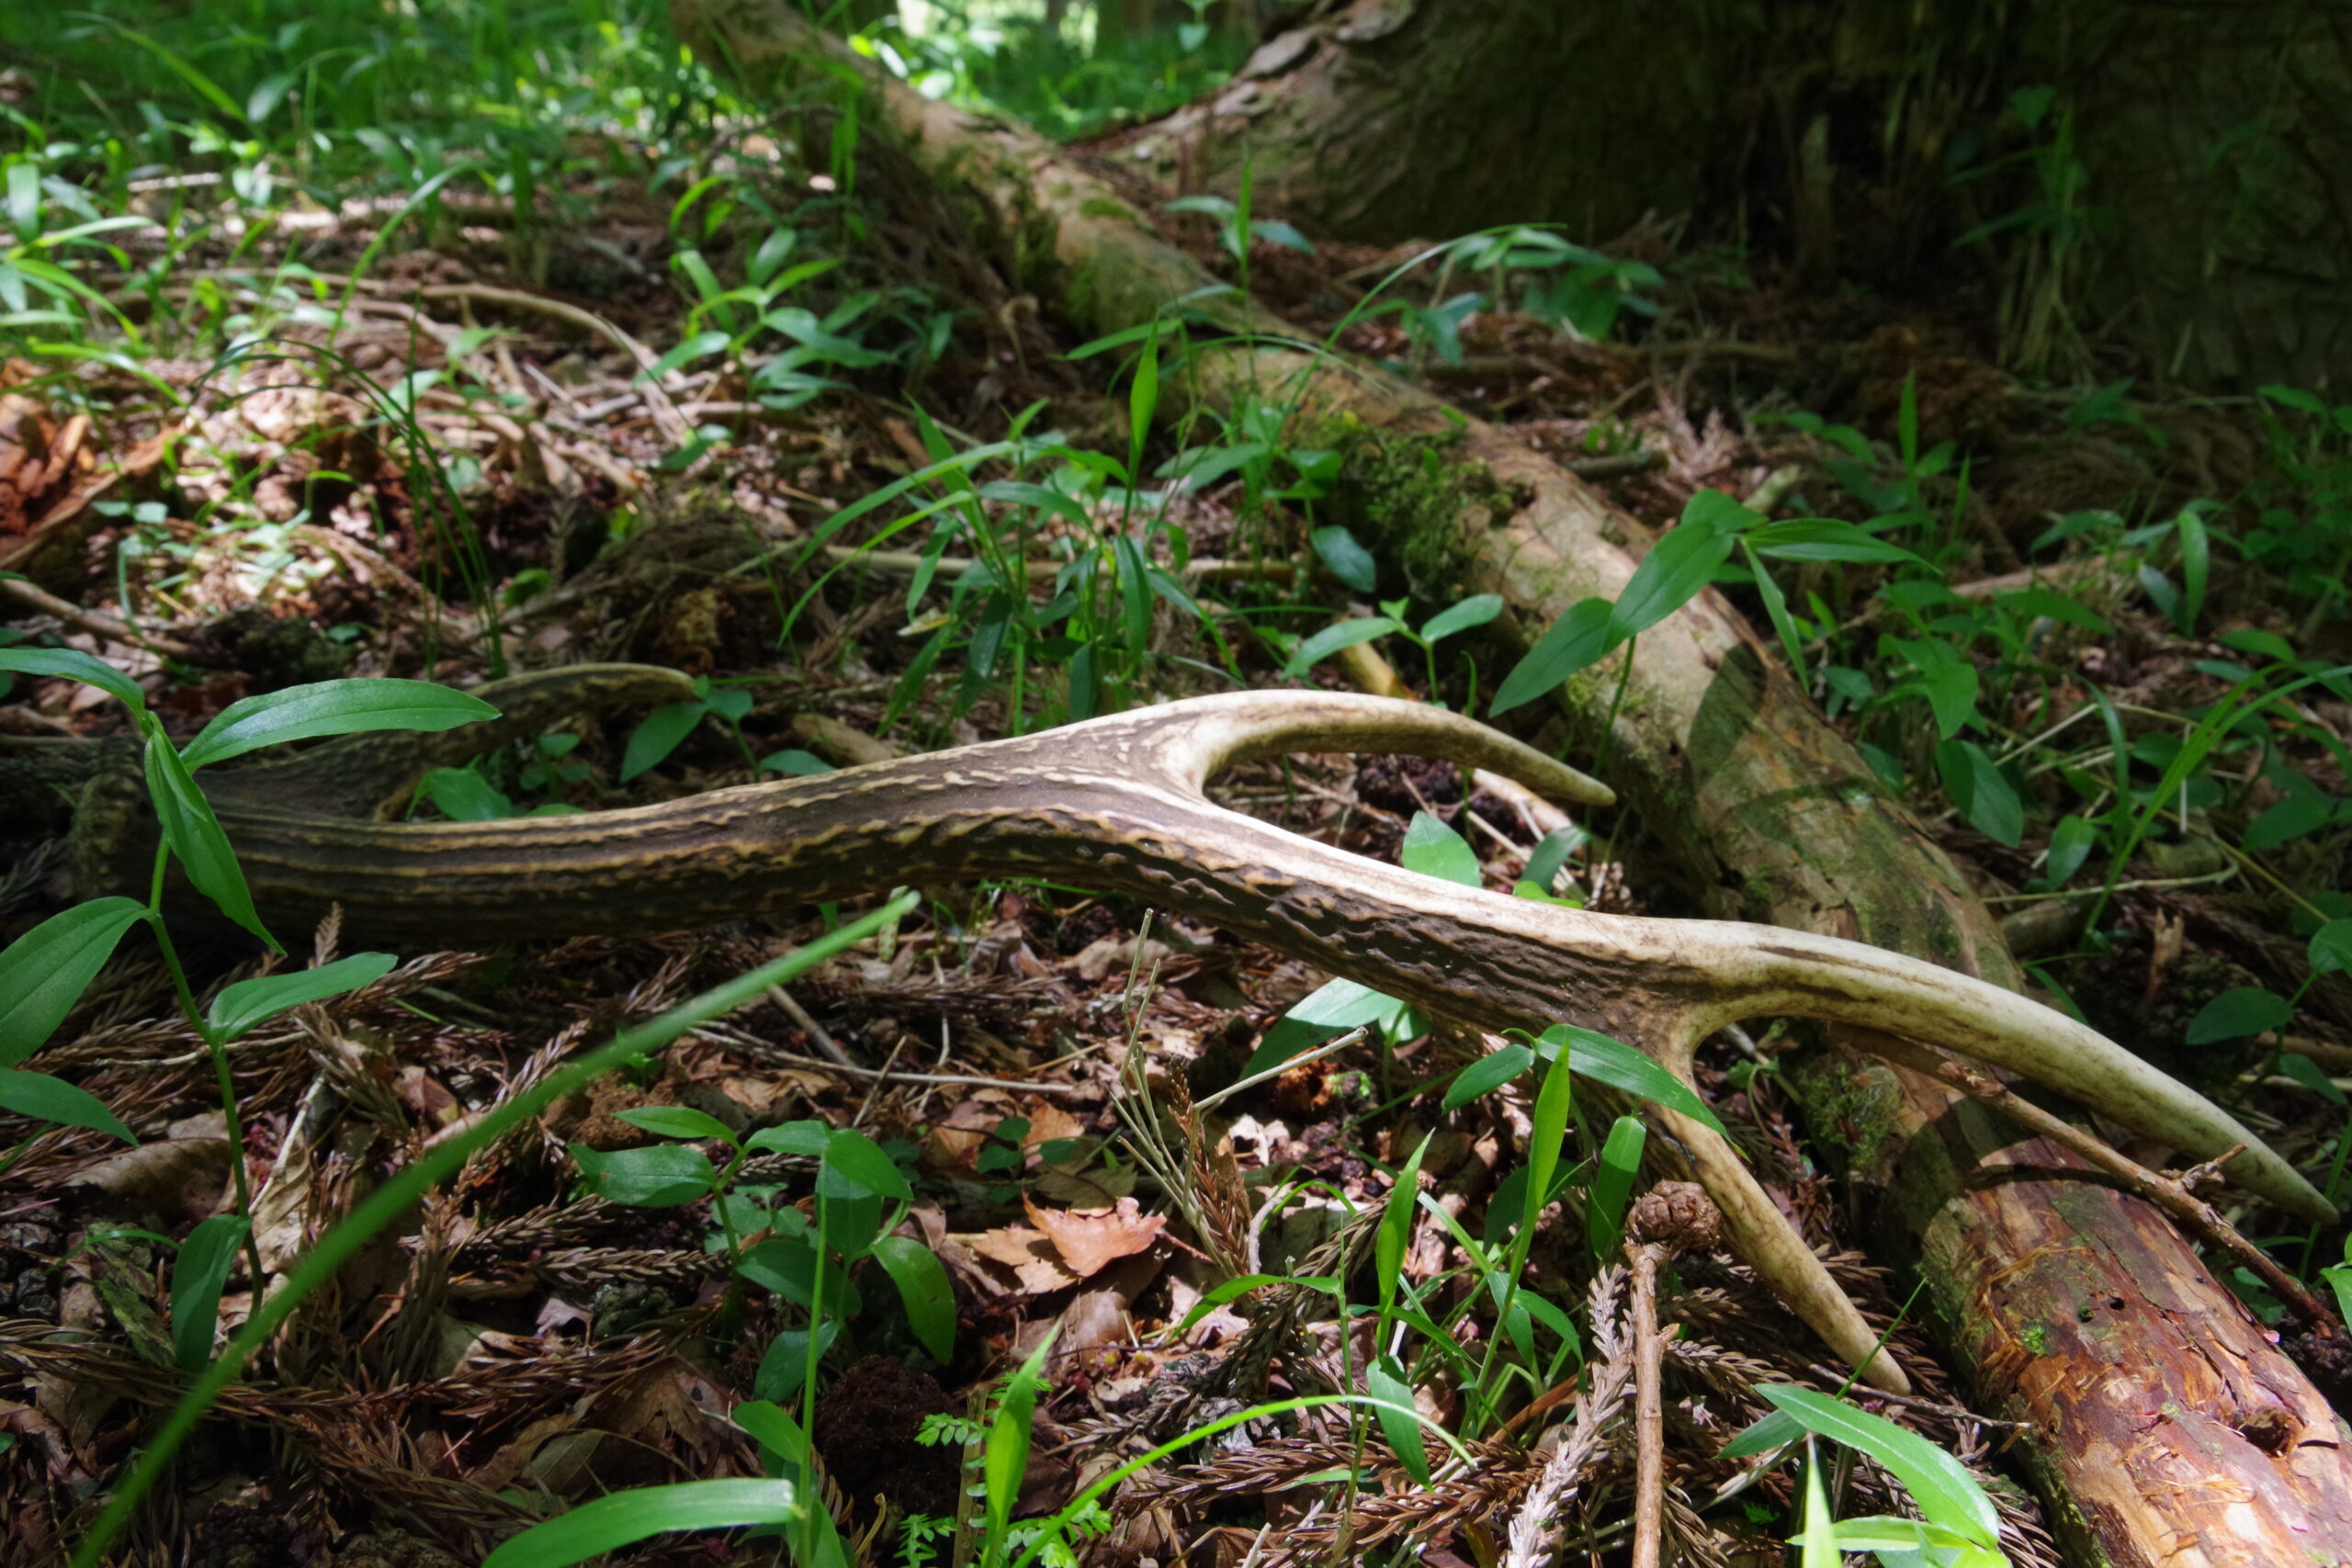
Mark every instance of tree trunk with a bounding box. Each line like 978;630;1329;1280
670;3;2352;1561
1097;0;2352;388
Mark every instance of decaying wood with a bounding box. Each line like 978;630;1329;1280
666;5;2352;1559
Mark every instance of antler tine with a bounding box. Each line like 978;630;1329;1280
1128;688;1616;808
1663;922;2336;1224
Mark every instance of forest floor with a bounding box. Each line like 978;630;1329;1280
2;37;2350;1568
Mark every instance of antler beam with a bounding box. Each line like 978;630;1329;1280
63;674;2335;1392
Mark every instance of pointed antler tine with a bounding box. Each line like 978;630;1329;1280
1146;691;1616;808
1658;1104;1911;1393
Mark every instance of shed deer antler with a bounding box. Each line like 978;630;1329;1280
60;671;2335;1392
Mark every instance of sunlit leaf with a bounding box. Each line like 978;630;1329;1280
0;1068;134;1143
178;679;496;770
2186;987;2293;1045
171;1213;249;1374
208;953;397;1043
481;1479;799;1568
0;897;147;1067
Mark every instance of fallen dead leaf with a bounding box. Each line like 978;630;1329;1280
1023;1195;1166;1278
962;1225;1083;1294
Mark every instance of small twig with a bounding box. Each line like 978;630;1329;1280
766;985;851;1066
1621;1185;1717;1568
1;577;191;659
1191;1028;1365;1114
1871;1035;2343;1333
747;1043;1086;1096
1627;1243;1667;1568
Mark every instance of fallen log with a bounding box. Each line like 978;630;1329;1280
667;4;2352;1559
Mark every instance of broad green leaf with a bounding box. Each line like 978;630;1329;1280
1242;977;1408;1077
423;766;512;821
1742;538;1808;680
0;897;146;1067
2045;814;2098;886
569;1142;716;1206
1935;739;2023;848
2186;987;2293;1045
0;647;145;712
1284;616;1397;677
737;1237;860;1314
984;1330;1057;1568
1533;1024;1727;1136
1681;488;1763;535
1401;811;1481;887
2175;506;2210;632
1796;1446;1839;1568
2220;627;2297;664
0;1068;134;1143
759;749;835;776
1366;1354;1430;1484
1996;586;2111;635
615;1105;739;1145
2277;1053;2346;1107
872;1234;956;1363
1309;524;1378;592
1421;592;1504;642
1490;595;1613;716
1585;1115;1645;1260
1443;1043;1534;1111
1521;1030;1577;1240
143;728;272;946
1720;1407;1805;1460
1891;638;1979;739
745;1119;832;1156
635;330;730;384
1173;1272;1340;1337
171;1213;250;1374
620;701;708;782
752;1321;840;1403
823;1127;912;1201
1748;518;1922;565
1606;521;1736;641
1758;1384;1999;1547
2326;1263;2352;1331
2309;919;2352;976
481;1479;799;1568
177;679;498;770
1376;1134;1431;1325
1126;321;1160;482
207;953;397;1043
1522;828;1583;896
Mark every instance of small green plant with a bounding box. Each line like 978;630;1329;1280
567;1110;952;1392
1728;1383;2013;1566
1282;592;1503;698
0;650;495;1326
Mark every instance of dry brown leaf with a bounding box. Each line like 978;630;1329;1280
961;1225;1083;1294
1023;1196;1167;1278
1022;1102;1087;1146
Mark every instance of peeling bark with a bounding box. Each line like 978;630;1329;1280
671;4;2352;1560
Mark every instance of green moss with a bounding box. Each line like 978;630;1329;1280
2021;1324;2051;1356
1078;196;1136;223
1305;416;1512;599
1781;1046;1909;1178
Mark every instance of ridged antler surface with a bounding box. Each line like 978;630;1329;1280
60;670;2335;1391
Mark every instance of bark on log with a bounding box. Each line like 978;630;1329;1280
670;4;2352;1561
